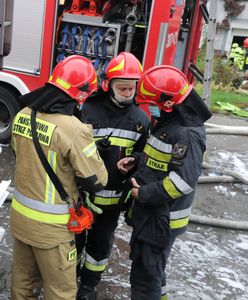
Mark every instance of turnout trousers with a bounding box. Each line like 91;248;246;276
130;236;176;300
11;237;77;300
76;209;121;288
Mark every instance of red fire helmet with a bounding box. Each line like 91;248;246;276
48;55;98;104
136;65;193;112
102;52;143;91
243;38;248;49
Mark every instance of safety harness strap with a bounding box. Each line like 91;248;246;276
30;108;69;202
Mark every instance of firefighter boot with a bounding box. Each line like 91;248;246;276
76;285;95;300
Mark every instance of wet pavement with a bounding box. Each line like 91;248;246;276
0;114;248;300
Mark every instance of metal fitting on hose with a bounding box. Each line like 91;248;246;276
104;28;117;45
126;12;138;26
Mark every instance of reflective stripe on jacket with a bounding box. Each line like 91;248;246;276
12;188;70;224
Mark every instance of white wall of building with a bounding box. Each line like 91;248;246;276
214;0;248;54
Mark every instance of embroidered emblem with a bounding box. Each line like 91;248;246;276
135;122;144;132
172;143;188;159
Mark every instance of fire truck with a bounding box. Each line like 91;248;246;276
0;0;207;144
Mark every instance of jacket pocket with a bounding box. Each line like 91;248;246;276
137;214;171;249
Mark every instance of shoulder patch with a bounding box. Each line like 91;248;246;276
135;122;144;133
172;143;188;159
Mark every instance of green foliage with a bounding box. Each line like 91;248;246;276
195;84;248;115
196;40;206;74
212;55;243;87
196;42;243;88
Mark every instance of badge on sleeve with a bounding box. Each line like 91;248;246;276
172;143;188;159
135;122;144;133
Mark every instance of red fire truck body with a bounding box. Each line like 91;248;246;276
0;0;206;143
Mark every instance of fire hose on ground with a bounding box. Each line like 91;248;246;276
3;123;248;231
190;122;248;231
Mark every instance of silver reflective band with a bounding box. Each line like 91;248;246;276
169;171;193;194
170;207;192;220
148;135;172;153
155;22;168;65
95;189;122;198
14;189;69;214
161;285;167;295
46;150;56;204
85;253;109;266
93;128;141;141
82;142;97;158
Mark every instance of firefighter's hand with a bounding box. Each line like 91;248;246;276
117;157;136;174
130;178;140;200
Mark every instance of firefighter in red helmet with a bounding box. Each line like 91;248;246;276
10;55;107;300
117;65;212;300
76;52;150;300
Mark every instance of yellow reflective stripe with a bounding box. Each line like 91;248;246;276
135;24;145;28
84;261;106;272
140;81;156;96
144;144;172;162
82;142;97;158
125;147;134;156
146;157;168;171
12;113;56;146
108;136;136;147
12;198;70;224
45;150;57;204
161;295;168;300
163;176;182;199
68;248;77;261
11;135;16;153
94;137;136;148
138;61;143;71
108;58;124;73
55;78;71;90
170;216;189;229
92;76;97;84
94;197;119;205
110;137;136;147
180;83;189;96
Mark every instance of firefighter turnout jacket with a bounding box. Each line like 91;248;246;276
10;107;108;249
82;94;150;209
130;115;206;248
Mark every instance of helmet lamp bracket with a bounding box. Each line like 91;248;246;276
79;82;90;92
